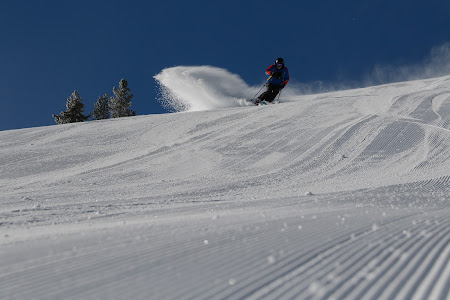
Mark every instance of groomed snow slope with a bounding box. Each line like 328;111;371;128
1;68;450;299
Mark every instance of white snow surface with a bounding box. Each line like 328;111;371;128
1;67;450;299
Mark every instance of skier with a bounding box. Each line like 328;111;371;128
255;57;289;104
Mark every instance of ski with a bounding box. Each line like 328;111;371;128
256;100;280;106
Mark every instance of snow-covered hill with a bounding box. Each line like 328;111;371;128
1;68;449;299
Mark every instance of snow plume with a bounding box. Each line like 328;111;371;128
154;66;259;112
366;42;450;85
292;43;450;95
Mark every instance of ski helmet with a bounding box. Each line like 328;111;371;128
275;57;284;67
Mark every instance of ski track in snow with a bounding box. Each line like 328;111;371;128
1;67;450;299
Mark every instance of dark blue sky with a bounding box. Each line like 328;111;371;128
1;0;449;131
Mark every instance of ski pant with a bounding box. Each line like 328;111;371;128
258;83;283;102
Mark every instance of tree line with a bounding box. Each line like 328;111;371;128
53;78;136;124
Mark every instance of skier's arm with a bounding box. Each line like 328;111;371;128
265;65;276;76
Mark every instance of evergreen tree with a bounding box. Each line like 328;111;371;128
53;91;90;124
109;79;136;118
93;93;110;120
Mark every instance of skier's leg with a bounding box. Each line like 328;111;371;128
266;85;282;102
256;83;271;103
